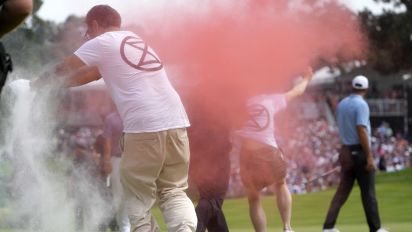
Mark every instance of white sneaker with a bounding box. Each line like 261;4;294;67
284;230;295;232
376;228;389;232
323;229;340;232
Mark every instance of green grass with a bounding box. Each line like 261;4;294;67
154;168;412;231
1;168;412;231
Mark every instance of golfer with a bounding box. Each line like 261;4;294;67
322;75;387;232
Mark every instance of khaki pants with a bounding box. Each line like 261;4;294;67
120;128;197;232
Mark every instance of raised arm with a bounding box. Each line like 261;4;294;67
284;67;313;103
0;0;33;38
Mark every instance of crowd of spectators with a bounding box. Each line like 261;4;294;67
279;118;341;194
53;108;412;202
373;122;412;172
51;75;412;201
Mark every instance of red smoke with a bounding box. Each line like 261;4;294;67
130;0;366;128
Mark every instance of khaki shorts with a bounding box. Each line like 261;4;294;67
240;145;287;192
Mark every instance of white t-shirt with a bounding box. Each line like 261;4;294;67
74;31;190;133
237;94;287;148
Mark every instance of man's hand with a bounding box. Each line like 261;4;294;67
303;66;313;81
30;75;47;90
30;55;100;89
30;70;55;89
285;66;313;102
366;154;375;171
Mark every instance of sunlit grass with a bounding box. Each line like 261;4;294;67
1;168;411;231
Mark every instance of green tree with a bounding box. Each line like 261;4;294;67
360;0;412;74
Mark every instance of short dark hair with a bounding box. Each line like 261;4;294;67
86;5;121;28
352;88;368;94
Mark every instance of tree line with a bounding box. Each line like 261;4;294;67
2;0;411;76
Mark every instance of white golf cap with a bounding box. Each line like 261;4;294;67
352;75;369;90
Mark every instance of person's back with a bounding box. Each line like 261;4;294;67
187;98;231;232
74;30;189;133
238;93;287;148
336;94;371;145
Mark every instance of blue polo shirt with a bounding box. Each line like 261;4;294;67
336;94;371;145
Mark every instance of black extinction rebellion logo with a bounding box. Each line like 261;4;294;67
246;104;270;131
120;36;163;72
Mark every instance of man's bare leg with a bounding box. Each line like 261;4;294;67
275;181;292;231
248;191;267;232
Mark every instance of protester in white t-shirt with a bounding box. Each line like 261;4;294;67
236;67;313;232
32;5;197;232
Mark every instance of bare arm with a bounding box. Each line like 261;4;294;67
101;136;113;175
357;125;375;171
64;65;101;87
55;54;88;76
284;67;313;102
103;137;112;163
31;54;101;88
0;0;33;38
